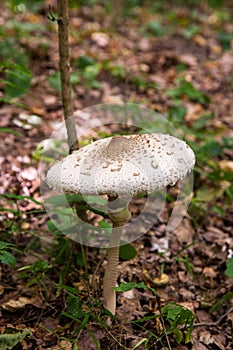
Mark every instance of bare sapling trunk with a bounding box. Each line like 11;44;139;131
56;0;79;153
56;1;88;222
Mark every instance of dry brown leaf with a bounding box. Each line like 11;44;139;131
194;34;207;46
0;285;4;296
1;296;42;312
2;297;35;312
219;160;233;173
20;167;38;181
173;217;195;244
91;32;110;47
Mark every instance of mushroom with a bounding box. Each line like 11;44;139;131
46;133;195;316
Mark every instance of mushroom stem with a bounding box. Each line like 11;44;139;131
103;206;131;316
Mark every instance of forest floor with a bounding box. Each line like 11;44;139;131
0;1;233;349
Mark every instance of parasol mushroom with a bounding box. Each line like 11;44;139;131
46;133;195;316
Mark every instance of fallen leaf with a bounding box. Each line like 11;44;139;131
219;160;233;173
173;218;195;244
0;285;4;295
122;289;135;300
194;34;207;46
91;32;109;47
179;54;197;66
1;297;41;312
20;167;38;181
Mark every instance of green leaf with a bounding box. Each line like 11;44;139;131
208;0;225;8
4;64;32;99
47;220;64;236
0;251;16;266
67;295;84;319
192;113;214;131
48;72;61;91
119;242;137;260
142;20;166;37
98;220;112;234
0;193;42;206
209;292;233;313
162;302;195;326
76;251;85;268
45;194;83;206
132;338;148;350
173;328;183;344
0;329;31;350
83;63;102;80
168;106;187;124
0;127;22;136
60;284;80;295
166;79;211;104
0;241;15;250
194;185;227;204
77;55;95;69
183;24;200;39
226;258;233;277
114;282;147;292
218;32;233;50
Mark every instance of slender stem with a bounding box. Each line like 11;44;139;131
103;205;131;316
56;0;79;153
103;224;123;316
56;1;88;222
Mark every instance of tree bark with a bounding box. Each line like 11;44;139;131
57;0;79;152
56;1;88;221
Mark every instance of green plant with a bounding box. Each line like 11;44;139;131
166;78;211;104
0;241;18;266
209;292;233;314
49;62;102;92
58;285;106;350
115;282;195;347
175;254;195;279
166;105;233;217
0;62;32;102
208;0;225;8
226;257;233;278
18;260;53;287
7;0;44;13
0;6;46;104
183;24;200;38
141;20;168;37
218;31;233;50
0;193;43;237
161;303;195;344
0;328;32;350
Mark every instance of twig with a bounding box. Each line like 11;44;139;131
56;0;79;153
194;307;233;327
47;4;58;22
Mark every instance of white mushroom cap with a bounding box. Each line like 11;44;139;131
46;133;195;197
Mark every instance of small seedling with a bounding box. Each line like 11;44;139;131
116;282;195;347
